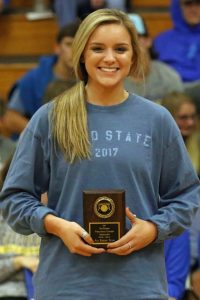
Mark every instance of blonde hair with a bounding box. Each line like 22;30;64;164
162;92;200;174
161;91;195;118
52;9;145;163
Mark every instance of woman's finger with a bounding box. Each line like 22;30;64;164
80;229;94;244
126;207;137;225
107;241;134;255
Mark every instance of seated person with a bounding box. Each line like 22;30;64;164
43;79;76;104
153;0;200;84
125;13;183;102
3;21;80;137
0;157;40;300
161;92;200;175
165;231;190;300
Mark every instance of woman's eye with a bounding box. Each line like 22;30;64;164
115;47;127;53
91;47;103;52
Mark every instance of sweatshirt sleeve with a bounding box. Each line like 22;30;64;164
149;111;200;241
0;105;57;237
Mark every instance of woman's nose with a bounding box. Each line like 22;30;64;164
103;49;116;62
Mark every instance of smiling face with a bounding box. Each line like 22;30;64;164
175;102;197;137
82;23;133;91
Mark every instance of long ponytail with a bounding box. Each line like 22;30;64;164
52;81;91;163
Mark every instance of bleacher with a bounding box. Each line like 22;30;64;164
131;0;172;37
0;0;58;100
132;0;170;9
0;0;172;101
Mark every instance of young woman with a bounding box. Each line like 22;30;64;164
0;9;200;300
161;92;200;176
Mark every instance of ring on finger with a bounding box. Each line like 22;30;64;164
81;230;88;239
128;242;132;250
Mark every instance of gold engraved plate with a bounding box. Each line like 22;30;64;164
83;190;125;248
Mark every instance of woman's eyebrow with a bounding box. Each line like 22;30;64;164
89;42;130;46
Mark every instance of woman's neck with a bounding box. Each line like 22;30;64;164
85;85;129;106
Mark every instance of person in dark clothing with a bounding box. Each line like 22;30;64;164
77;0;107;20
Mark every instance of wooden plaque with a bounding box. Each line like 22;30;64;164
83;190;125;248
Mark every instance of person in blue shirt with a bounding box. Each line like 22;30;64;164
165;231;190;300
3;21;79;137
0;9;200;300
153;0;200;84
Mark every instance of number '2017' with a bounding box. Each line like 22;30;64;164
94;148;118;158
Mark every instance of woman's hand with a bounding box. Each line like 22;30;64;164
107;207;158;255
44;214;105;257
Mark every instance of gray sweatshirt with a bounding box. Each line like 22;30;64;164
1;94;200;300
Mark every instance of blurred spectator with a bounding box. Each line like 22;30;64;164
53;0;128;26
184;80;200;116
43;79;76;104
4;21;79;137
165;231;190;300
107;0;129;11
0;99;15;169
161;92;200;300
77;0;130;21
161;92;200;175
124;13;183;102
53;0;82;27
77;0;107;20
0;0;10;14
153;0;200;84
0;97;11;137
0;156;40;300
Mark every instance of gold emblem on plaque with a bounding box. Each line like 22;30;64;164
94;196;115;218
